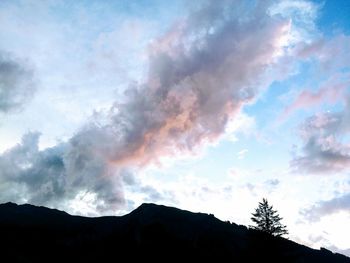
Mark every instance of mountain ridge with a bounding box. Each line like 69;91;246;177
0;202;348;262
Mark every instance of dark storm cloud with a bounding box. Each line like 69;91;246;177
291;98;350;174
0;1;296;213
0;52;35;113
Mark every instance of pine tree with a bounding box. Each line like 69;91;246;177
250;198;288;237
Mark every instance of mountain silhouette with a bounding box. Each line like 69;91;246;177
0;202;348;262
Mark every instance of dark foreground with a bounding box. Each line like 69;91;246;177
0;202;348;262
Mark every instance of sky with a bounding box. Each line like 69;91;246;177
0;0;349;256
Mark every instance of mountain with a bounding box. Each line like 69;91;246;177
0;202;348;262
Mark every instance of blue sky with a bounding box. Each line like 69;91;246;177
0;0;349;256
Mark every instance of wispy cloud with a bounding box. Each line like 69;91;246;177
237;149;248;160
279;35;350;121
282;79;347;118
301;193;350;222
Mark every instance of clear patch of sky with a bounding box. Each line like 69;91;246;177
314;0;350;35
147;130;293;186
44;2;149;50
244;74;299;132
50;0;187;32
0;0;188;60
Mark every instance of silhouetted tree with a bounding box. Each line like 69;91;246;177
250;198;288;237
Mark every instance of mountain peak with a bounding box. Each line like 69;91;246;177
136;202;164;210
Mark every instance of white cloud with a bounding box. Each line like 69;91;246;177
225;113;256;142
237;149;248;160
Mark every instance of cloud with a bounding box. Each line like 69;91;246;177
301;193;350;222
327;246;350;257
0;51;35;113
301;234;350;257
291;98;350;174
237;149;248;160
225;112;256;142
296;35;350;72
288;34;350;175
282;78;348;118
0;132;125;213
264;179;280;187
279;35;350;120
102;1;294;167
121;170;175;204
244;178;281;196
0;0;312;214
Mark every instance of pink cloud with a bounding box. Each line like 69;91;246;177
282;79;348;119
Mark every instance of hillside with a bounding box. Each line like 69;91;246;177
0;202;348;262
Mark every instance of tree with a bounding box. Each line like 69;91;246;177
250;198;288;237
